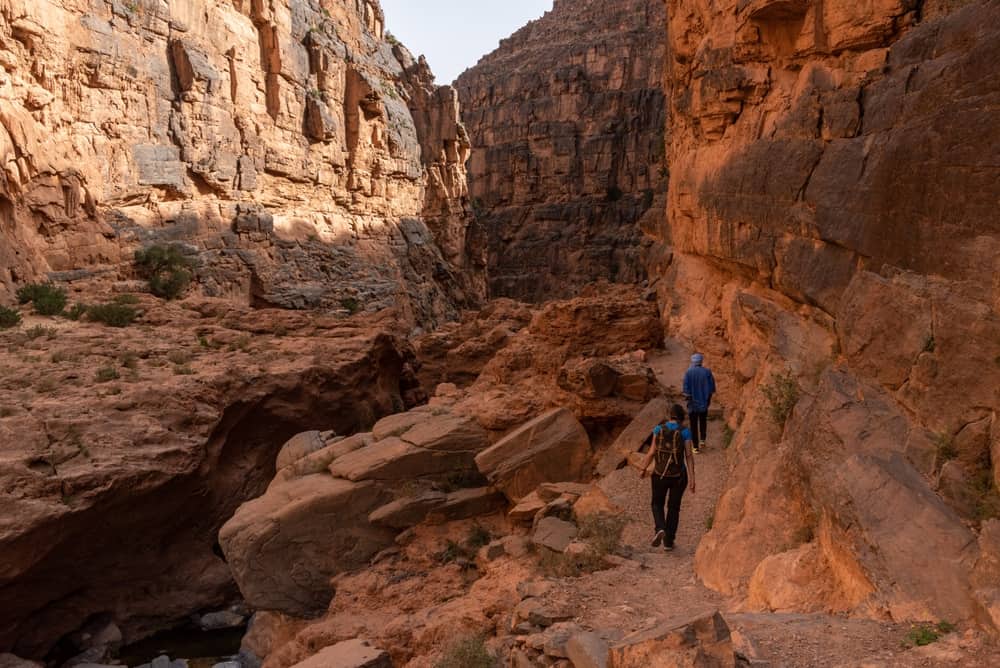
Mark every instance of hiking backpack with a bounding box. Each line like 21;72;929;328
653;426;685;478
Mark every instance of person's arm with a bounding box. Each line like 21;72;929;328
640;431;658;477
683;370;691;399
685;440;697;493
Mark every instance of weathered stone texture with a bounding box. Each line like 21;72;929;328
658;0;1000;630
0;0;483;325
456;0;667;301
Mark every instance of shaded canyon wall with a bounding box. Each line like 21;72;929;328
456;0;667;301
658;0;1000;629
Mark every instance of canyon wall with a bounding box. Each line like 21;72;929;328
658;0;1000;629
455;0;667;301
0;0;483;326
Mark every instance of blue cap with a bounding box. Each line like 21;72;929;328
691;353;704;365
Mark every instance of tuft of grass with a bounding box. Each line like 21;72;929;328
0;306;21;329
722;424;735;449
437;539;472;565
66;303;88;321
466;525;492;550
933;432;958;467
577;514;626;558
434;634;495;668
119;351;140;370
706;514;714;530
25;325;57;340
340;297;361;315
173;364;195;376
227;335;252;352
761;371;799;427
113;293;140;305
95;366;120;383
50;350;71;364
87;303;139;328
167;350;192;366
922;335;936;353
904;621;956;647
972;471;1000;522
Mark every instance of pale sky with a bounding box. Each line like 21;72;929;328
380;1;553;84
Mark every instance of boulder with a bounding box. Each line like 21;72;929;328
426;487;507;523
397;412;489;452
532;517;579;553
509;491;547;523
272;433;373;485
329;437;476;482
475;408;591;501
537;482;592;502
198;610;246;630
372;409;432;441
0;656;42;668
288;639;391;668
275;431;325;471
219;475;394;616
368;491;447;529
573;486;621;520
514;598;575;628
596;396;670;476
566;631;610;668
609;611;737;668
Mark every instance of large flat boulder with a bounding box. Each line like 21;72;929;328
596;396;670;476
328;437;475;482
219;475;394;616
271;433;373;486
609;611;736;668
288;639;391;668
275;431;326;471
475;408;591;501
398;413;489;452
368;492;447;529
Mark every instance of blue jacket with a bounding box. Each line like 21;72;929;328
683;365;716;412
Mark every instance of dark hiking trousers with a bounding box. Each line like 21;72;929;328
690;411;708;445
651;471;688;544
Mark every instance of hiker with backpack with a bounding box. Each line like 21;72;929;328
683;353;716;453
640;404;696;552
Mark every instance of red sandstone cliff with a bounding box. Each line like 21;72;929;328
0;0;483;326
658;0;1000;629
455;0;667;301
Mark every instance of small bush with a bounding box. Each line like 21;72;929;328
706;514;714;530
95;366;120;383
762;371;799;427
933;432;958;467
135;244;195;300
538;548;605;578
340;297;360;314
904;621;956;647
973;471;1000;522
167;350;192;365
437;540;472;565
119;352;140;370
173;364;195;376
87;303;139;328
466;525;492;550
722;424;735;449
113;293;140;305
434;634;495;668
578;514;626;558
16;283;51;304
0;306;21;329
66;303;88;321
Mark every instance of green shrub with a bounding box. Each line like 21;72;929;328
113;293;140;305
933;432;958;467
436;539;472;565
722;424;736;449
904;621;956;647
761;371;799;427
66;303;88;321
434;634;495;668
466;525;492;550
17;284;67;315
135;244;195;300
340;297;360;314
0;306;21;329
578;514;626;558
87;303;139;328
95;366;120;383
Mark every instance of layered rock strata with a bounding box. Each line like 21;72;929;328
456;0;667;301
0;0;482;326
657;0;1000;629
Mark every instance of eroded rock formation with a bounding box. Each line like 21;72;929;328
455;0;667;301
0;300;417;657
657;0;1000;629
0;0;482;325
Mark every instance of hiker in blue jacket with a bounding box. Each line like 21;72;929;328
683;353;716;453
640;404;696;552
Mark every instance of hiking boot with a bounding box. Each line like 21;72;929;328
692;445;701;454
651;529;665;547
664;541;675;552
700;441;708;451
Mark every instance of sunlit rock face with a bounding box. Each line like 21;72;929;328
0;0;484;326
455;0;668;302
658;0;1000;628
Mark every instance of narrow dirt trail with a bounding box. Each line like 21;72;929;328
533;341;1000;666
